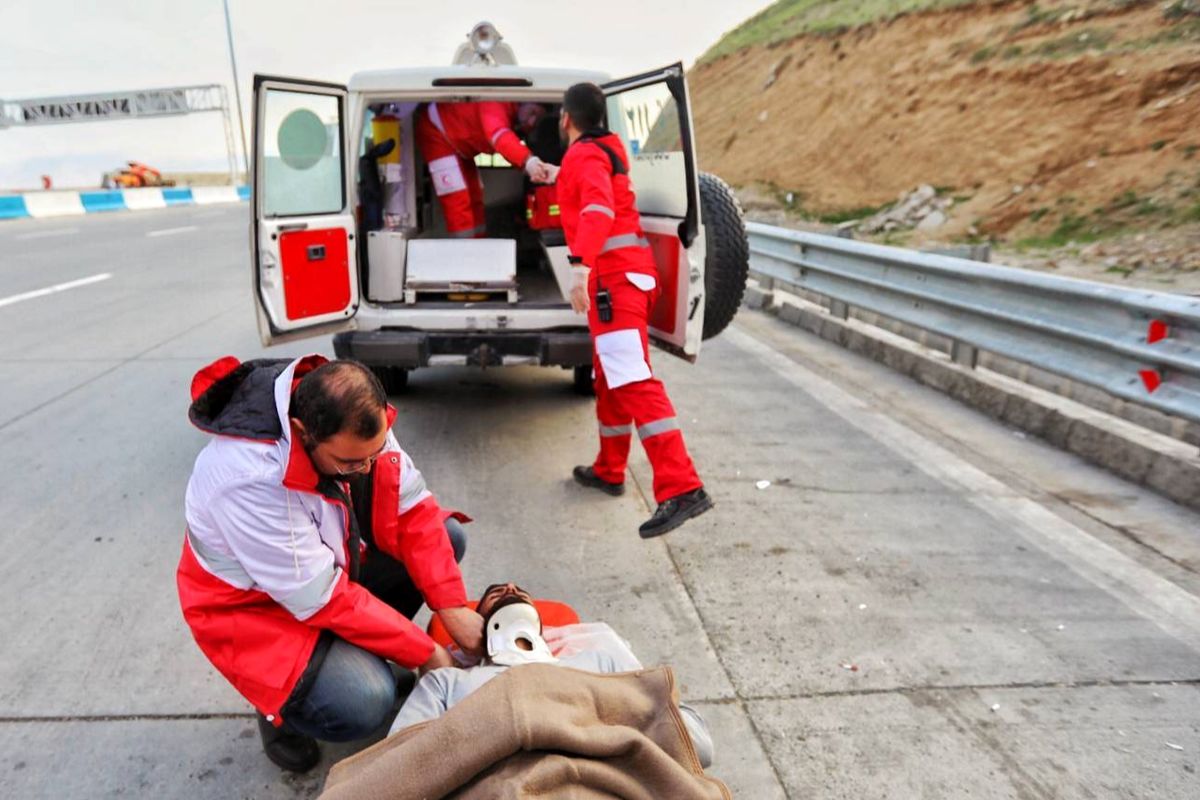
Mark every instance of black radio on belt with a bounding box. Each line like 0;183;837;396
595;279;613;323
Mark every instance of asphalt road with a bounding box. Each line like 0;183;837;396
1;205;1198;799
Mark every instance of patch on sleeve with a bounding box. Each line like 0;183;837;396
595;329;652;389
428;155;468;197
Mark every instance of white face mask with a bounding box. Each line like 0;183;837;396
485;602;558;666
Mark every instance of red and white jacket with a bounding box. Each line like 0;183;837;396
424;101;532;167
557;130;656;280
176;355;467;724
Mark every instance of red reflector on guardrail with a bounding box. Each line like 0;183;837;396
1147;319;1169;344
1139;369;1162;394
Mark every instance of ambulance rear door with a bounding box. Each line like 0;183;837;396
602;63;704;363
252;75;359;346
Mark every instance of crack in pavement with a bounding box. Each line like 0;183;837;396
729;676;1200;704
626;462;793;798
0;712;256;724
5;676;1197;724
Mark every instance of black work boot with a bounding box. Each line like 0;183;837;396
638;488;713;539
257;715;320;773
573;465;625;496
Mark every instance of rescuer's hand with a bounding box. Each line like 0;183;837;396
419;642;456;675
525;156;551;184
570;266;591;315
543;163;560;184
437;606;485;657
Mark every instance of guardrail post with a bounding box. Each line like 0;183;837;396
830;300;850;320
951;341;978;369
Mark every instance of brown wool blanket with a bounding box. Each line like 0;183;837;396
319;664;731;800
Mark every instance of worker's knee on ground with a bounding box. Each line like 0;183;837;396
297;640;397;742
319;674;396;743
445;517;467;564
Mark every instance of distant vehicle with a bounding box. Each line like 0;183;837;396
100;162;176;190
249;21;749;394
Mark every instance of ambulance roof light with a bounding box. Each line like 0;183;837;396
471;22;501;56
453;21;518;66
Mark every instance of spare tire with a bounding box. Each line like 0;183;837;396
699;172;750;340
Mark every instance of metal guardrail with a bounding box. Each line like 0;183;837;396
746;221;1200;424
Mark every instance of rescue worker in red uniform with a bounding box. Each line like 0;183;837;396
177;357;484;773
415;101;552;237
555;83;713;538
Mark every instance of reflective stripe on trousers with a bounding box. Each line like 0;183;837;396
638;416;680;440
599;423;633;437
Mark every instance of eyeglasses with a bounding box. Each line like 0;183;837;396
330;443;388;475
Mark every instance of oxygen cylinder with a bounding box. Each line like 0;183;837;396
371;114;405;227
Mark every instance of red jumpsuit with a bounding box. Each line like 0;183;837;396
415;102;533;238
557;132;703;503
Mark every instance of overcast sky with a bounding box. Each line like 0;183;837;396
0;0;769;190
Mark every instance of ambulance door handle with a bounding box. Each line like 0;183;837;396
278;223;308;232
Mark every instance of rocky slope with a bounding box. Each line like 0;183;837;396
690;0;1200;285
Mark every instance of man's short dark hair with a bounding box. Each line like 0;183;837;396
291;360;387;443
563;83;606;131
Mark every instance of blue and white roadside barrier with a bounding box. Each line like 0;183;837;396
0;186;250;220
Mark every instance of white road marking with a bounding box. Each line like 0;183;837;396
0;273;112;309
725;325;1200;651
14;227;79;241
146;225;198;237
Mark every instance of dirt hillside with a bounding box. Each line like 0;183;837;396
690;0;1200;256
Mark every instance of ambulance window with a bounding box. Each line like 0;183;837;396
606;82;686;218
262;89;344;217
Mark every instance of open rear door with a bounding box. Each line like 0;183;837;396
603;63;704;362
252;75;358;346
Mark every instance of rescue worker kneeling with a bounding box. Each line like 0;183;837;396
556;83;712;537
416;100;553;238
388;582;714;768
177;357;484;773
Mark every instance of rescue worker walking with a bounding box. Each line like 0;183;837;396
177;356;484;773
556;83;712;538
415;101;551;238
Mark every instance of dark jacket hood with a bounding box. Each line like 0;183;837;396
188;356;326;441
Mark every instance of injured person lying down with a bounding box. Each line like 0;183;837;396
388;582;715;768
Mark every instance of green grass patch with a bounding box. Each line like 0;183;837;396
1016;214;1107;249
1031;28;1115;58
971;45;997;63
1152;140;1168;151
1011;3;1070;32
817;204;890;224
1029;207;1050;222
1178;203;1200;223
698;0;981;63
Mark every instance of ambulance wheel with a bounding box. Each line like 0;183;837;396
699;172;750;340
371;366;409;395
572;365;595;396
